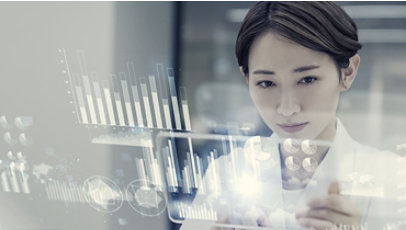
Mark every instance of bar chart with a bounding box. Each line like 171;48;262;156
174;202;217;221
59;48;193;132
156;132;274;223
45;180;86;203
159;135;231;196
0;153;30;194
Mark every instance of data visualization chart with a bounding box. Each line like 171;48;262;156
58;49;192;131
156;133;259;224
58;49;193;147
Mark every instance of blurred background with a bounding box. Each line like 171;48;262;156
0;1;405;230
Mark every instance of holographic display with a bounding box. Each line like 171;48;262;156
58;48;193;148
155;132;340;228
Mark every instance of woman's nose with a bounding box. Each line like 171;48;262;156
276;91;300;117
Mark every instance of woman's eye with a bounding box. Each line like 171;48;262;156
298;76;318;85
256;81;275;88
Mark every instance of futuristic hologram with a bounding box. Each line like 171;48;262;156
155;132;406;229
126;179;167;216
58;48;193;149
83;176;124;213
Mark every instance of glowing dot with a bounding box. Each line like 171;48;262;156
65;81;69;84
301;140;317;155
72;111;75;114
60;60;64;63
302;157;318;172
69;101;73;104
58;49;62;52
283;138;299;154
17;152;23;159
285;156;300;171
67;91;71;94
62;70;67;74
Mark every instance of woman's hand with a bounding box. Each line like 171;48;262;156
295;182;363;230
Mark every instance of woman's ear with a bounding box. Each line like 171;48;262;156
340;54;360;91
239;66;249;85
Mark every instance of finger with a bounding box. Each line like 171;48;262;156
307;195;360;216
297;217;335;230
328;181;340;195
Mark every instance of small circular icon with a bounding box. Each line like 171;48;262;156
4;132;17;146
302;157;318;173
83;176;123;213
126;179;166;217
285;156;301;171
282;138;299;154
301;140;317;155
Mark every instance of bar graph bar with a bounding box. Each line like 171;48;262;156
119;72;135;127
127;62;144;128
182;165;192;194
168;140;179;187
149;75;163;128
140;78;153;128
9;162;20;193
162;99;172;129
180;87;192;131
168;68;182;130
102;80;116;125
135;158;148;187
156;64;172;129
0;171;10;192
91;73;107;125
113;77;126;126
17;163;30;194
131;84;144;127
82;75;98;124
74;84;89;124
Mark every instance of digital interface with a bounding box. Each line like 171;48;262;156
1;2;406;230
0;48;194;229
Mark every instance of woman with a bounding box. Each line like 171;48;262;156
181;2;400;229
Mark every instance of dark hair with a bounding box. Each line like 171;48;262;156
236;1;362;77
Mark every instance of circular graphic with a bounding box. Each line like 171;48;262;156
285;156;301;171
282;138;299;154
302;157;318;173
301;140;317;155
82;176;123;213
126;179;166;216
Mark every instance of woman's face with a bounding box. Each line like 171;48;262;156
247;32;344;141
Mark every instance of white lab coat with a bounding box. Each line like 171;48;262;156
180;119;402;230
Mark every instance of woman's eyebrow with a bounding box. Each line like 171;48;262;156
293;65;320;73
252;65;319;75
252;70;275;75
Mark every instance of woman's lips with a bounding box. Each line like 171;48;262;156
277;122;309;133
